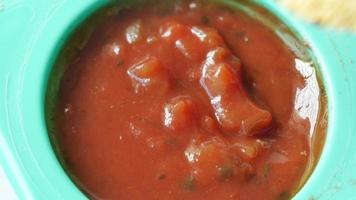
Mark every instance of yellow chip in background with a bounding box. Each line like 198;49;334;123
278;0;356;31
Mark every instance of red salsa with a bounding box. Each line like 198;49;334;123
48;1;326;200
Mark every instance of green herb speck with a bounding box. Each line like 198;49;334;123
117;59;125;67
275;191;291;200
262;164;271;178
218;164;234;181
235;31;245;38
158;174;166;180
182;175;195;191
201;16;210;24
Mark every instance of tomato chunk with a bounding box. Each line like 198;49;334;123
184;137;230;186
127;57;169;93
230;138;265;161
160;21;225;61
200;48;272;135
200;115;220;134
190;26;224;48
184;136;255;186
163;96;196;131
160;21;187;41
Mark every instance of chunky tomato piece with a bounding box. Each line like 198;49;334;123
160;21;225;61
184;136;256;186
200;115;220;134
160;21;187;41
190;26;224;48
230;138;265;161
184;137;230;186
127;57;170;93
200;48;272;135
163;96;197;131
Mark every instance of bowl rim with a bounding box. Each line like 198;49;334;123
1;0;356;199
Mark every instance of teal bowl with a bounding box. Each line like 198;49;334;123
0;0;356;199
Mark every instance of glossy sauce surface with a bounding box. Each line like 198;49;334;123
51;1;325;200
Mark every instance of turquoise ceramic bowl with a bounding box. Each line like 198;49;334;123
0;0;355;199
